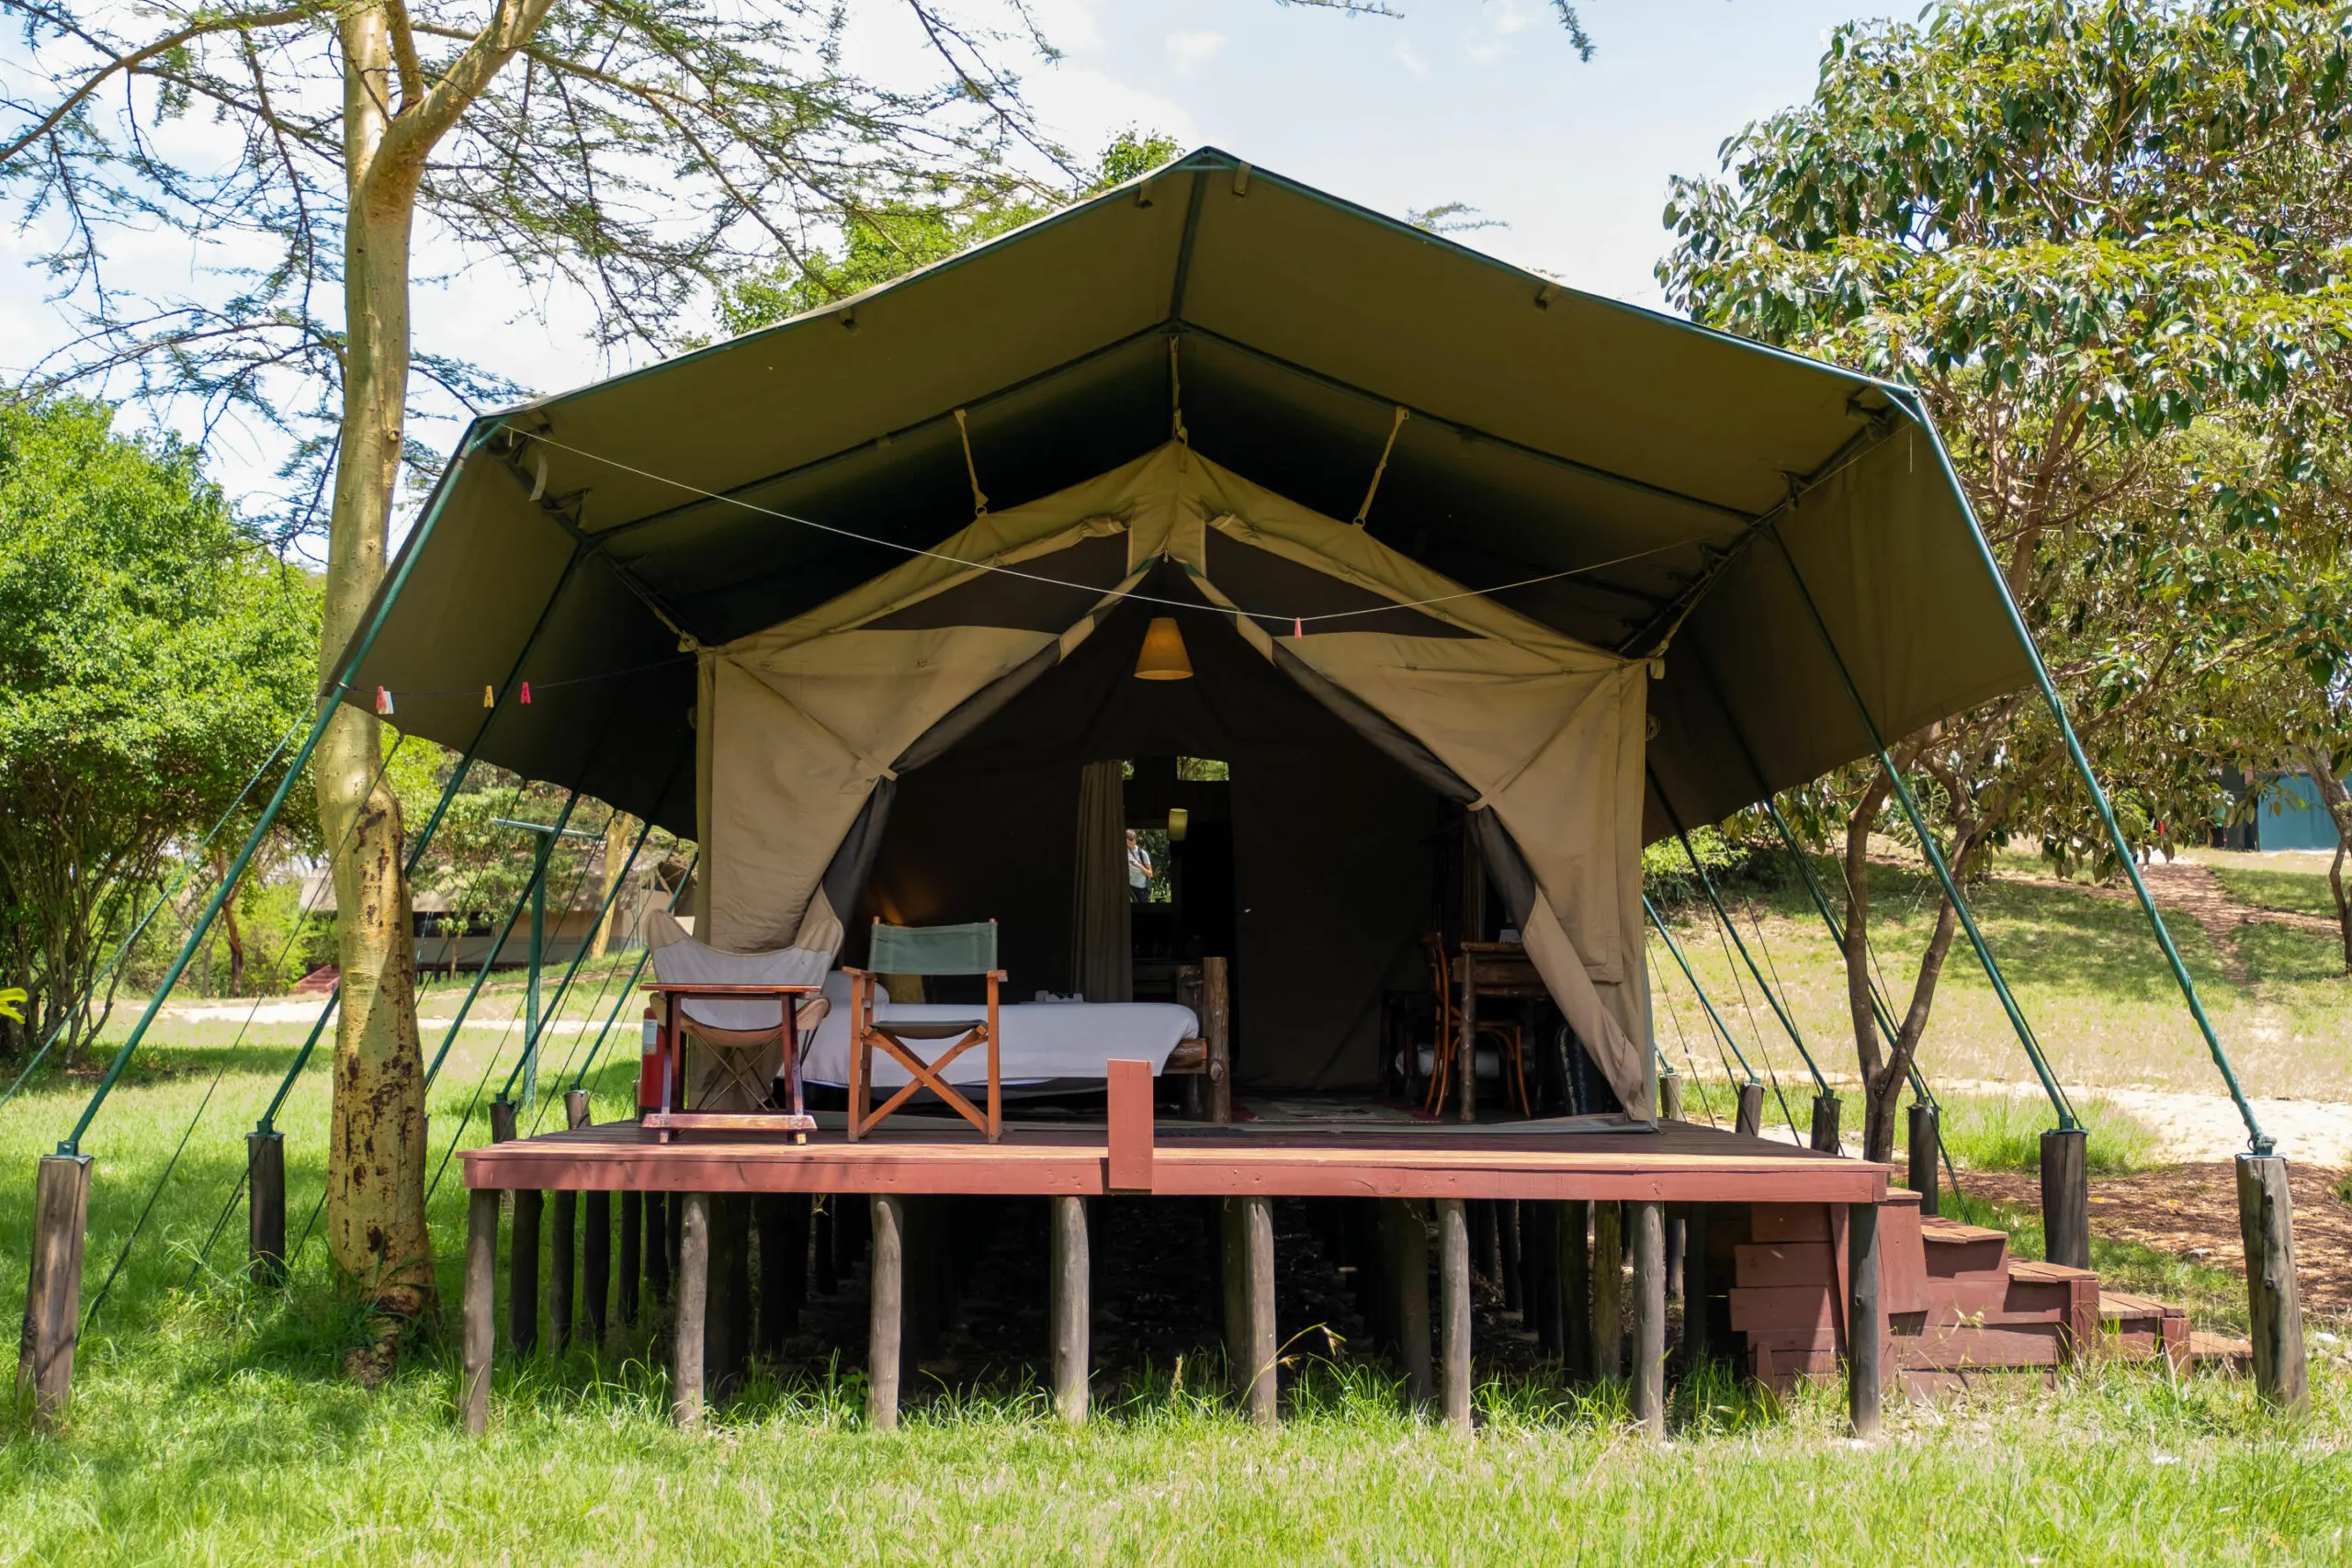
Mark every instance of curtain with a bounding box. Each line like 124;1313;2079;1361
1070;759;1131;1001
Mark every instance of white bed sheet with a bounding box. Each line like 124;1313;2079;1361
799;972;1198;1088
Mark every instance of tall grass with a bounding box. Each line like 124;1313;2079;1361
1928;1094;2160;1175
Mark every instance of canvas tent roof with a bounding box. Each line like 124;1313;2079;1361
346;144;2033;854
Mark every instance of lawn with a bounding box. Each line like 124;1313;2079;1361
5;890;2348;1564
1651;854;2352;1108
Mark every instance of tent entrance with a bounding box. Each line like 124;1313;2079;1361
846;576;1458;1095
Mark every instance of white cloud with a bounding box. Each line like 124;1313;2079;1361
1393;39;1429;76
1490;0;1540;36
1166;29;1226;75
1465;38;1504;65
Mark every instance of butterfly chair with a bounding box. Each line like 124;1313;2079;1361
1419;931;1531;1119
843;919;1004;1143
644;931;830;1138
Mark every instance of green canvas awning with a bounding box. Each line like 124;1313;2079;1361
348;145;2031;845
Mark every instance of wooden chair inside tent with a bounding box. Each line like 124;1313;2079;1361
844;919;1004;1143
1419;931;1531;1119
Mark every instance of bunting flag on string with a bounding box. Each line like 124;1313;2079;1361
375;687;395;716
1293;617;1304;638
519;682;533;705
483;685;495;708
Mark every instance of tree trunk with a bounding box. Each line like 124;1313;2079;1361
589;812;635;960
320;10;432;1340
2295;748;2352;974
214;852;247;996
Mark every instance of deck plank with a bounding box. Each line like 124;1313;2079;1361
459;1116;1889;1203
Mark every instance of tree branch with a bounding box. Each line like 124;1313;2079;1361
0;5;311;167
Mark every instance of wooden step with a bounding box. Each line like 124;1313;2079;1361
2098;1290;2191;1368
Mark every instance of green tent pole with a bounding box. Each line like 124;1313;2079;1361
526;867;544;1103
1759;799;1930;1105
1755;519;2078;1132
1890;394;2269;1154
506;813;657;1108
1650;786;1830;1096
1644;896;1759;1087
569;851;696;1094
421;789;582;1088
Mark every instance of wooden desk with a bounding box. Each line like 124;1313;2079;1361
644;982;820;1142
1451;942;1543;1122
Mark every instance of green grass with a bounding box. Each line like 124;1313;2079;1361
1928;1094;2159;1177
6;886;2350;1562
2206;863;2339;920
5;1268;2346;1565
1650;855;2352;1102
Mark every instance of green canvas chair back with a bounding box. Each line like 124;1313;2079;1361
867;919;997;976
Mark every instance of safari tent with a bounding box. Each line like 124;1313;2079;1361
346;146;2031;1119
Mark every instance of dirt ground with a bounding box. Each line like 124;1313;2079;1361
1959;1161;2352;1320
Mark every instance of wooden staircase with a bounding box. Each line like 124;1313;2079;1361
1710;1190;2199;1395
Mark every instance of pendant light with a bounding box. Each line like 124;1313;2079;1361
1134;616;1193;681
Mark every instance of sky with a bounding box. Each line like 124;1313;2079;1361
0;0;1897;525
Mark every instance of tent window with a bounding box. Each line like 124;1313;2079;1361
1177;757;1229;782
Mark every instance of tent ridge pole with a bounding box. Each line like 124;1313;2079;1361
1167;166;1210;320
1890;393;2269;1155
1758;519;2076;1132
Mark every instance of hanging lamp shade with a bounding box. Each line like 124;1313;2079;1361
1134;616;1193;680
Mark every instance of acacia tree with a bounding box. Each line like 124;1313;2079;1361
0;0;1072;1345
1659;0;2352;1160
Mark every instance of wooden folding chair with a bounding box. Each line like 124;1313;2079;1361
843;919;1004;1143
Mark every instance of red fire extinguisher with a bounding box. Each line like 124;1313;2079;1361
637;1006;665;1112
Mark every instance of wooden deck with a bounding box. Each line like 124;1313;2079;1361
460;1112;1890;1205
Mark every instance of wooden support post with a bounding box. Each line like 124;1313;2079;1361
618;1190;642;1326
1681;1204;1713;1371
1204;956;1232;1125
1437;1198;1472;1431
1226;1195;1277;1424
707;1194;750;1401
1735;1083;1763;1139
1560;1200;1592;1382
811;1198;838;1296
1589;1201;1624;1382
2041;1128;2090;1271
510;1187;542;1357
673;1191;710;1427
868;1193;905;1431
2235;1155;2308;1416
246;1131;287;1284
646;1190;671;1303
1810;1094;1842;1156
1907;1104;1941;1219
1049;1194;1090;1426
548;1183;576;1355
756;1193;807;1356
1848;1198;1882;1438
1631;1200;1666;1439
15;1153;93;1429
1522;1199;1558;1355
1659;1077;1685;1303
1457;948;1479;1124
1381;1199;1431;1404
567;1094;607;1348
463;1187;497;1435
1498;1199;1523;1314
